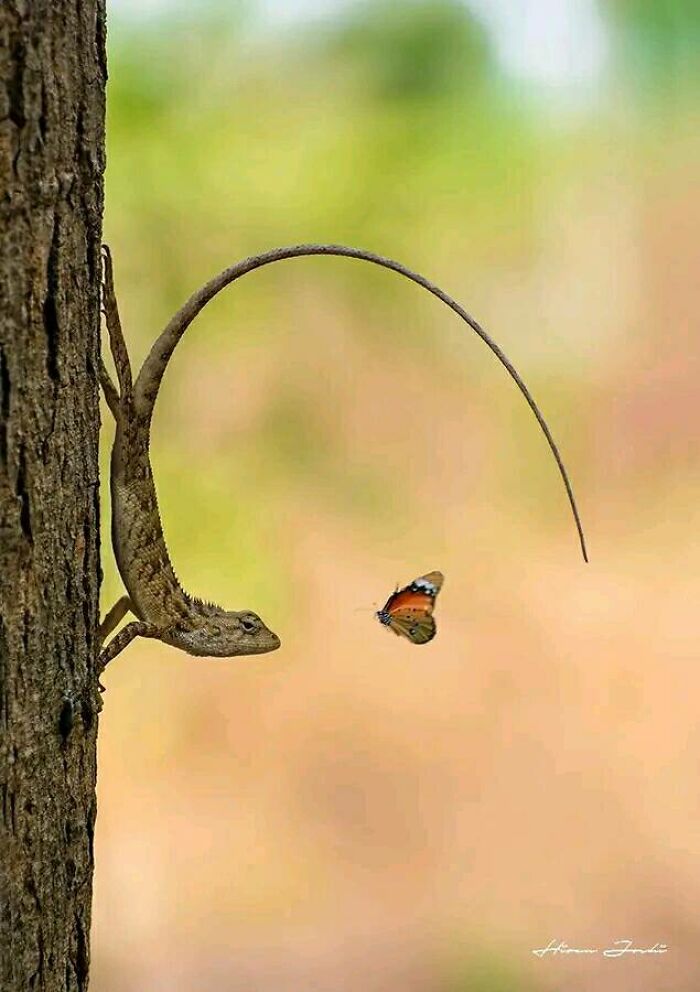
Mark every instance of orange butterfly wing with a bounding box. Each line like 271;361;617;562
383;587;435;613
382;571;443;613
378;571;444;645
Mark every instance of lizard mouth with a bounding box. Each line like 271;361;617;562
160;627;282;657
258;631;281;653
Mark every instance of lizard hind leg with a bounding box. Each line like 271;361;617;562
99;356;121;420
101;245;133;397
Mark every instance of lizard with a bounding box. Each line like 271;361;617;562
97;246;280;671
97;243;588;672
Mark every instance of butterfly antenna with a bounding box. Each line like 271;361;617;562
139;244;588;562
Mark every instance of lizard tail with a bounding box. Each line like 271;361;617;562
133;244;588;563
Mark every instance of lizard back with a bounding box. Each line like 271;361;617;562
110;411;190;626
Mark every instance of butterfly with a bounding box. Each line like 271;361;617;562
375;571;444;644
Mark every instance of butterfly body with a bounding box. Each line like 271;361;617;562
375;571;444;644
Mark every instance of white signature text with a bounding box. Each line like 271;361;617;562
532;939;668;959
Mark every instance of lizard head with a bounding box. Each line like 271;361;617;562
164;609;281;657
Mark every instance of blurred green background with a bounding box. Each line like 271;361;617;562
95;1;699;989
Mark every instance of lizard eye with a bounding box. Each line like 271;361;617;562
240;617;258;634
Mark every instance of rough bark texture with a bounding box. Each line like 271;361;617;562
0;3;106;990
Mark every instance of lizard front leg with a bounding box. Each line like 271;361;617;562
98;620;163;680
97;596;147;687
98;594;134;646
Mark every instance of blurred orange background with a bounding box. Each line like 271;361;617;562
95;1;699;989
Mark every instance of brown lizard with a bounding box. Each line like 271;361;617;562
98;243;588;671
97;247;280;670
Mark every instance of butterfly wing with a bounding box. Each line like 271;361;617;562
386;609;437;644
378;571;444;645
413;571;444;594
381;571;444;614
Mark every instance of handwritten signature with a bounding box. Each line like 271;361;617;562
532;939;668;959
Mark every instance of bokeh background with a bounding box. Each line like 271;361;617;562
95;1;699;989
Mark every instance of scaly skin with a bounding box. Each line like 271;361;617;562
98;247;280;670
98;242;588;669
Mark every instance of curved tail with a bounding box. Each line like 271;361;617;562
134;244;588;562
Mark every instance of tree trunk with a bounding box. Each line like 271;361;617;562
0;3;106;990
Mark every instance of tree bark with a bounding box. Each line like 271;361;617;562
0;3;106;990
